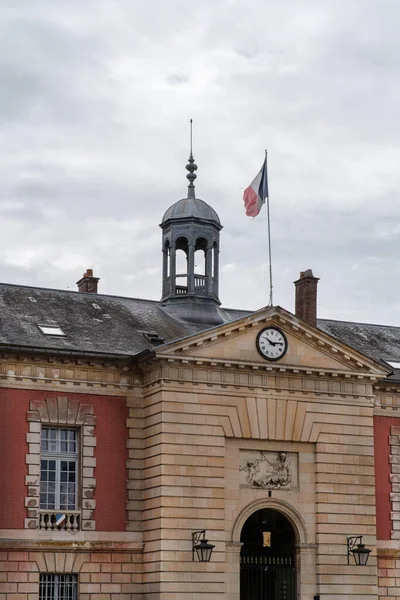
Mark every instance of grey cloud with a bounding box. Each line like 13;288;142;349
166;74;190;86
1;0;400;326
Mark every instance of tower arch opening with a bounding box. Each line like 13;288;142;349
175;236;189;293
194;237;207;292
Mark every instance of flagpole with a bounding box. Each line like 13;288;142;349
265;150;273;306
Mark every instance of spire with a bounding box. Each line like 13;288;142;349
186;118;197;199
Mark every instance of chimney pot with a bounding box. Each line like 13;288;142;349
77;268;100;294
294;269;319;327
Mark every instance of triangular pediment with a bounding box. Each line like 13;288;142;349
156;306;390;378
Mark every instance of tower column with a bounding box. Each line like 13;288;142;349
188;244;195;294
213;246;220;296
206;246;213;294
162;246;168;297
170;245;176;295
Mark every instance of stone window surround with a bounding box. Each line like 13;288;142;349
390;425;400;539
25;395;97;531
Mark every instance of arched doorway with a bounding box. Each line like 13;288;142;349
240;508;296;600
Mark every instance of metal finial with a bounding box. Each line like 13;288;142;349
186;118;197;198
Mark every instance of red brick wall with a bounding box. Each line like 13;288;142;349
374;415;399;540
93;396;128;531
0;388;127;531
0;390;29;528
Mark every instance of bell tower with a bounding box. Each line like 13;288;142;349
160;131;223;325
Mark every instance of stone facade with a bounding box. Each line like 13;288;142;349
138;307;388;600
1;306;400;599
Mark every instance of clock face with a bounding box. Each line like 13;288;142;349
256;327;288;361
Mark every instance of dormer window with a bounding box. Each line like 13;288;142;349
140;331;165;345
38;324;66;337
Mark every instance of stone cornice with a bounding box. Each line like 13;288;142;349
374;407;400;416
1;539;144;553
0;354;140;391
142;363;375;402
374;387;400;411
375;384;400;393
149;354;381;383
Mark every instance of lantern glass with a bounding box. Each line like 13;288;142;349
351;543;371;566
194;539;215;562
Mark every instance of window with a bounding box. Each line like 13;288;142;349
40;574;77;600
40;428;78;511
38;324;66;336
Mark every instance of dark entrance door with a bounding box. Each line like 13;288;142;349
240;508;296;600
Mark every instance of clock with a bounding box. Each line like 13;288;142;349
256;326;288;361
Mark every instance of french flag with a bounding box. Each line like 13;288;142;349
55;513;66;528
243;156;269;217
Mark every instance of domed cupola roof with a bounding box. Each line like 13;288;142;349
159;124;223;324
161;197;221;225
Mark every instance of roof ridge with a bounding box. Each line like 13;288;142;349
318;317;400;330
0;281;164;304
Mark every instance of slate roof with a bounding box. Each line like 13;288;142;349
0;282;244;359
0;280;399;382
318;318;400;381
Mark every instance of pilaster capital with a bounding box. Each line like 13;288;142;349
225;541;243;553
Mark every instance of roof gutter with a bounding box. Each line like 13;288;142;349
0;343;154;363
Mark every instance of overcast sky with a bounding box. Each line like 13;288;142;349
1;0;400;325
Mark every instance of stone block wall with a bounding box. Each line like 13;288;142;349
377;554;400;600
141;387;226;600
0;549;141;600
141;360;379;600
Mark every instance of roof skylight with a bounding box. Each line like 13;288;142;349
387;361;400;369
38;324;66;337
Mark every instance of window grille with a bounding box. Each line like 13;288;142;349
40;428;78;511
39;574;77;600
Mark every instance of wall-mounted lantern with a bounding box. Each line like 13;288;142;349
192;530;215;562
347;535;371;565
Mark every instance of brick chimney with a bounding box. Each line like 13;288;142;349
294;269;319;327
76;269;99;294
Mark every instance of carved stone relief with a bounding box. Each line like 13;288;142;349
239;451;298;490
